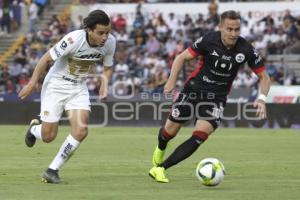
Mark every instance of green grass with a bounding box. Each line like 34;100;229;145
0;126;300;200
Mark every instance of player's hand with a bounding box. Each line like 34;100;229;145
253;99;267;119
164;80;176;94
18;82;35;100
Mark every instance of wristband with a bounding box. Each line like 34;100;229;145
257;94;267;102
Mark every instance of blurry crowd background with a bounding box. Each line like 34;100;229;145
0;0;300;97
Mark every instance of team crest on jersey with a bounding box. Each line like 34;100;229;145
171;108;180;118
235;53;245;63
43;111;50;117
67;37;74;44
210;50;219;57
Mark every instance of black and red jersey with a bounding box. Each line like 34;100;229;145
186;31;265;96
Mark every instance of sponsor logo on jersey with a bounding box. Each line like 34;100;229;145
78;54;102;59
43;111;50;117
214;60;232;71
222;55;231;61
203;75;228;85
171;108;180;118
210;50;219;57
255;56;262;64
193;37;203;48
67;37;74;44
60;41;67;50
235;53;245;63
210;69;231;77
53;47;61;57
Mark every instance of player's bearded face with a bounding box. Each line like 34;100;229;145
88;24;111;47
220;19;241;48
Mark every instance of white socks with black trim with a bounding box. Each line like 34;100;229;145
30;124;42;140
49;134;80;170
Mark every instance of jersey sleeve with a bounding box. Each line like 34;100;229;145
49;32;77;61
246;45;265;74
103;36;116;67
187;36;207;57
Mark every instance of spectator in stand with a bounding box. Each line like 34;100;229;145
113;60;129;82
283;9;296;23
113;13;127;33
206;0;219;30
145;32;160;54
73;15;84;29
5;79;16;94
0;2;13;35
153;13;169;42
34;0;47;18
115;29;129;43
133;11;144;29
266;61;278;84
19;69;30;90
8;61;22;83
29;1;39;32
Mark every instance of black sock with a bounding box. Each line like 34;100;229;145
161;133;208;170
158;127;174;150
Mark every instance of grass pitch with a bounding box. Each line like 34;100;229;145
0;126;299;200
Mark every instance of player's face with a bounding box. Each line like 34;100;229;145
219;18;241;48
88;23;111;47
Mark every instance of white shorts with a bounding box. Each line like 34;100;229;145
40;77;91;122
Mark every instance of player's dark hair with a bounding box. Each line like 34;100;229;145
83;10;110;30
220;10;241;23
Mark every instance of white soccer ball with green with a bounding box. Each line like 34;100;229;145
196;158;225;186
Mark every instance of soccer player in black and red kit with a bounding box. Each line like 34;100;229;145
149;10;271;183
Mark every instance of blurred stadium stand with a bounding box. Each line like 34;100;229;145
0;0;300;100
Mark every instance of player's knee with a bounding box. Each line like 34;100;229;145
73;127;88;141
208;120;219;131
41;129;57;143
41;132;56;143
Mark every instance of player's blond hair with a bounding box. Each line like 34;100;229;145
220;10;240;24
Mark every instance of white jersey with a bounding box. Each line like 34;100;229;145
48;29;116;82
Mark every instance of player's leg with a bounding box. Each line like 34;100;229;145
150;98;224;182
149;92;193;182
42;109;89;184
149;120;214;183
25;120;60;147
152;119;182;167
160;120;214;170
151;91;193;167
25;82;65;147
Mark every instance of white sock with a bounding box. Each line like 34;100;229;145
30;124;42;140
49;134;80;170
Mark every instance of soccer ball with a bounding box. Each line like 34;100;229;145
196;158;225;186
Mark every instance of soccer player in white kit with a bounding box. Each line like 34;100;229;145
18;10;116;184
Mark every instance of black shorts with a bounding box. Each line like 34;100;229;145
168;87;226;129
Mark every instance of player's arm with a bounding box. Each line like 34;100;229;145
247;45;271;119
99;66;113;100
99;36;116;100
254;70;271;119
18;52;53;100
19;32;76;100
164;49;198;93
165;36;206;93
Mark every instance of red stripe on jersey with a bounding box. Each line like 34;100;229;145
187;47;199;57
252;66;266;74
185;60;204;84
